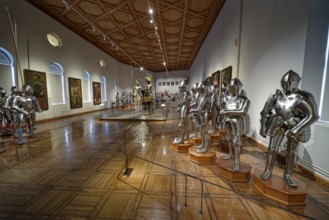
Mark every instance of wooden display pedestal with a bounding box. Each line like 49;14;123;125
190;137;201;145
188;147;216;165
210;132;226;143
216;159;252;182
171;141;193;153
252;168;306;206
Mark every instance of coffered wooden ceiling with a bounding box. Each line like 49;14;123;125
27;0;225;72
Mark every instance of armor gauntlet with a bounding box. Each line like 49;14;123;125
260;93;278;137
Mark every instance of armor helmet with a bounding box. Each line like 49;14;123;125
228;78;243;95
23;85;33;96
197;81;208;94
11;86;17;95
145;74;152;82
178;81;187;92
191;82;199;94
281;70;301;92
1;89;6;97
17;88;23;96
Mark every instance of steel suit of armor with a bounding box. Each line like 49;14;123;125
0;89;11;134
144;74;153;113
115;92;120;106
260;70;319;187
190;81;212;153
209;84;220;134
189;83;200;137
4;86;19;132
133;80;143;112
12;85;42;144
219;78;250;171
173;81;191;144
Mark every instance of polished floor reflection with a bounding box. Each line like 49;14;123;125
0;108;328;219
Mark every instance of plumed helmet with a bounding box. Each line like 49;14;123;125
281;70;301;92
1;89;6;97
145;74;152;82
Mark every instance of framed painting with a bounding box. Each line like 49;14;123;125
206;76;212;86
68;77;83;109
92;81;101;105
212;70;221;86
221;66;232;86
162;82;166;86
23;69;49;110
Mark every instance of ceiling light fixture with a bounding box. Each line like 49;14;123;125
92;26;95;32
147;2;169;76
140;67;144;71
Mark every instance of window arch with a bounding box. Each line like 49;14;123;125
49;62;65;104
101;76;107;101
82;71;91;102
0;47;16;91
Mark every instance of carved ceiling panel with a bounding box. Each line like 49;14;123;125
27;0;225;72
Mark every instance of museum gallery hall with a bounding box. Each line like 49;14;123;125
0;0;329;219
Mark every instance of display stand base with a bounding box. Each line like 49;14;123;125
216;159;252;182
188;147;216;165
252;168;306;206
171;141;193;153
190;137;201;145
210;132;226;143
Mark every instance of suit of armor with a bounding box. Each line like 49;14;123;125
260;70;319;187
219;78;250;171
209;84;220;134
189;83;200;137
190;81;212;153
173;81;191;144
144;75;153;113
0;89;11;134
133;80;142;112
12;85;42;144
4;86;18;132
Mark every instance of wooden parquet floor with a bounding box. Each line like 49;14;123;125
0;108;328;219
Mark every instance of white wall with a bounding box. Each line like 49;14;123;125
189;0;241;84
190;0;329;181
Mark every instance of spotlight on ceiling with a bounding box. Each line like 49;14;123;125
140;67;144;71
148;8;153;14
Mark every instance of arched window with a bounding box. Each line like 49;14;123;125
82;71;91;102
0;47;16;92
101;76;107;101
49;62;65;104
